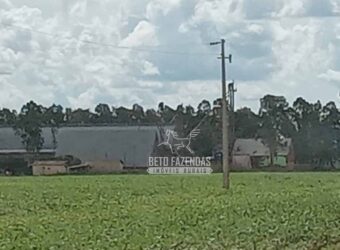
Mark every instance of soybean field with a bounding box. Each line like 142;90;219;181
0;173;339;249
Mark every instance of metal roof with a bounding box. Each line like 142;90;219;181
0;127;54;150
0;126;167;167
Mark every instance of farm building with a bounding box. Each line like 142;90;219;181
0;126;56;175
231;138;294;170
32;161;68;176
87;160;124;174
32;160;113;176
0;126;166;174
0;149;56;175
56;126;167;168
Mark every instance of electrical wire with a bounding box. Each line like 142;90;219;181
1;22;216;57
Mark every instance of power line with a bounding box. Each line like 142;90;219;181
135;41;213;48
245;15;340;22
1;23;215;57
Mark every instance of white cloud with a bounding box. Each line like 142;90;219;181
272;0;306;17
332;0;340;14
0;0;339;112
67;87;100;109
120;20;158;47
0;0;12;9
146;0;182;20
152;80;220;109
247;24;264;34
142;61;160;76
180;0;244;33
319;69;340;82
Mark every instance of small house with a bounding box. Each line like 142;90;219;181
232;138;294;169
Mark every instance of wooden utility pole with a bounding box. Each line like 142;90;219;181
210;39;232;189
228;81;236;145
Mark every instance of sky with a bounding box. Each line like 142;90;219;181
0;0;340;112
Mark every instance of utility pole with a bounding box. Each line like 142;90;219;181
210;39;232;189
228;81;236;112
228;81;237;145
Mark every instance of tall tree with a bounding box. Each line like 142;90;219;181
292;98;322;164
258;95;292;166
13;101;45;153
131;104;145;124
317;101;340;167
234;108;259;138
158;102;176;124
42;104;64;149
197;100;212;115
115;107;132;124
94;103;114;124
68;109;94;124
0;108;17;125
145;109;162;124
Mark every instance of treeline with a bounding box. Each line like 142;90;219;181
1;95;340;166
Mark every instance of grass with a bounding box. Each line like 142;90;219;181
0;173;339;249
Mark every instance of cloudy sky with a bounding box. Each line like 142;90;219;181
0;0;339;112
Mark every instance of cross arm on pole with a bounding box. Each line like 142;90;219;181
210;41;221;46
218;54;232;63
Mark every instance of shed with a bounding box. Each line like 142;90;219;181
232;155;252;170
32;161;67;176
232;138;294;169
88;160;124;173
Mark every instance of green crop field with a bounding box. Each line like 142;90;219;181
0;173;339;249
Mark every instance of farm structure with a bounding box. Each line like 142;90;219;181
32;160;122;176
32;161;69;176
231;138;294;170
0;126;167;174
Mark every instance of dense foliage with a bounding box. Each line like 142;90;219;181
1;95;340;165
0;174;339;249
